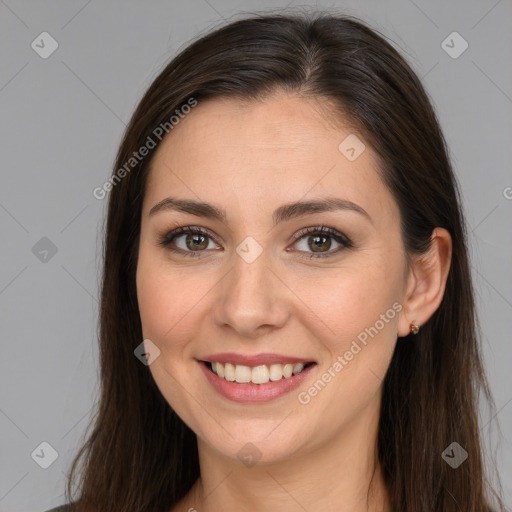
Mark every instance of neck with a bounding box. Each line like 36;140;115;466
184;395;391;512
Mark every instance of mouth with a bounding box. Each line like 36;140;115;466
198;359;318;403
200;360;317;385
197;352;318;403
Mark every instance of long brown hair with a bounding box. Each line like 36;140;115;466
65;12;507;512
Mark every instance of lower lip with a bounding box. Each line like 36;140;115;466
198;361;317;403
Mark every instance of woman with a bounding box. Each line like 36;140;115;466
48;12;507;512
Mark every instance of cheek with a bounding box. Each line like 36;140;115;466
292;265;401;438
295;252;403;405
135;254;209;427
137;265;174;343
302;257;403;346
136;252;216;353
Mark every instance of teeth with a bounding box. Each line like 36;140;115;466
234;365;251;383
214;362;225;378
269;364;283;381
209;361;310;384
293;363;304;375
224;362;235;381
252;365;270;384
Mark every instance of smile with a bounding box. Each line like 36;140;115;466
198;359;317;403
205;361;314;384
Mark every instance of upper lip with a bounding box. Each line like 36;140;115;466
199;352;316;367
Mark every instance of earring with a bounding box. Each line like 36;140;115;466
410;323;420;335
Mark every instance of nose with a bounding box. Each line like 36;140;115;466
212;249;291;338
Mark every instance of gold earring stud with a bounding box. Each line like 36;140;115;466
410;323;420;335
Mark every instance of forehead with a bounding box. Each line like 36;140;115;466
144;94;398;226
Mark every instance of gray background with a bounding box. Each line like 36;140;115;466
1;1;511;510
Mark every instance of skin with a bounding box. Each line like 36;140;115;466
136;92;452;512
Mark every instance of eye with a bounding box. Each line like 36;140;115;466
157;224;352;259
157;226;221;257
289;225;353;258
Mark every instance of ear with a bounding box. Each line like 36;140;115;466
397;227;452;337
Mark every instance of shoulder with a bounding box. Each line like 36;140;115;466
44;506;70;512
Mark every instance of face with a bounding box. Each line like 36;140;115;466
136;92;408;465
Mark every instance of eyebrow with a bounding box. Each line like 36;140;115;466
148;196;372;226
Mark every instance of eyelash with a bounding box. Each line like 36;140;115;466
157;225;353;259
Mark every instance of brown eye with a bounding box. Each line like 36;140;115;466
307;234;332;252
290;226;352;258
184;233;209;251
158;226;220;257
